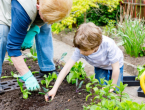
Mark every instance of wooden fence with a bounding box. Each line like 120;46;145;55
120;0;145;22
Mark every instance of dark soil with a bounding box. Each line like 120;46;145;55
0;58;90;110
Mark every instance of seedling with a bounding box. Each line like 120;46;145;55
39;87;49;95
24;58;27;62
5;56;13;65
17;77;31;99
56;52;67;70
32;71;39;75
39;87;52;101
1;71;20;79
76;78;84;93
41;73;57;88
67;61;86;84
56;52;67;64
30;43;38;61
115;82;130;102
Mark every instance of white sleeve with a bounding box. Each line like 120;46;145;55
71;48;81;62
107;40;120;64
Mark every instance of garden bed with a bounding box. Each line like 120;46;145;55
0;58;90;110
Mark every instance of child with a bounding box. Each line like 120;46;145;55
45;22;124;101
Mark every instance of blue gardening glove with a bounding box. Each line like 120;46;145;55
21;24;40;50
20;70;40;91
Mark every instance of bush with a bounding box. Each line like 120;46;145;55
77;4;120;26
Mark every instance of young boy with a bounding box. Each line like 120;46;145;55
45;22;124;101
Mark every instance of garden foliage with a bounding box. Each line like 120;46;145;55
115;18;145;57
52;0;121;34
41;73;57;88
77;4;120;26
83;74;145;110
67;61;86;84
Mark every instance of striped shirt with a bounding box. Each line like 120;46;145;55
71;35;124;70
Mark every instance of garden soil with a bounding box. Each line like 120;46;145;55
0;58;90;110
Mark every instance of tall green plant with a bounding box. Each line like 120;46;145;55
116;18;145;57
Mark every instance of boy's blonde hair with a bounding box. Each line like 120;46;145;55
73;22;102;51
40;0;72;24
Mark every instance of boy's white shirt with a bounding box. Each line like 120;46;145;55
0;0;37;28
71;35;124;70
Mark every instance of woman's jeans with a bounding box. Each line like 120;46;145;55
94;66;124;91
0;24;55;76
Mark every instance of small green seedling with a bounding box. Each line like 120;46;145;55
30;43;38;61
28;66;31;69
67;61;86;84
24;58;27;62
38;87;52;101
1;71;20;79
17;77;31;99
76;78;84;93
32;71;39;75
5;56;13;65
41;73;57;88
57;52;67;64
56;52;67;70
39;87;49;95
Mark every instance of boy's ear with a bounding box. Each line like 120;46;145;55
36;4;40;10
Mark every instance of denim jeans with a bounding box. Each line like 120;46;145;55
94;66;124;91
35;24;55;71
0;25;10;76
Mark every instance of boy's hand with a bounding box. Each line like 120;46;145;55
45;89;57;102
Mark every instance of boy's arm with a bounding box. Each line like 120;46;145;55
45;58;76;101
111;61;120;91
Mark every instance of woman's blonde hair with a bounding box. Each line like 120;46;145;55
40;0;72;24
73;22;102;51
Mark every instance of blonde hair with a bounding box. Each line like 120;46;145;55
73;22;102;51
40;0;72;24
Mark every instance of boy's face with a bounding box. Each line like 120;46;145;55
80;46;99;56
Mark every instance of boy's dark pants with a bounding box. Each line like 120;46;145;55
94;66;124;91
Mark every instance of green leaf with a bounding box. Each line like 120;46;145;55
78;81;84;90
93;87;99;94
23;92;28;99
1;76;12;79
17;77;23;92
38;92;45;95
86;93;92;101
41;80;46;85
60;52;67;61
52;72;57;80
67;72;76;83
42;87;49;93
86;83;92;91
76;78;78;87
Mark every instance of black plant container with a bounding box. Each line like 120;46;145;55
123;76;140;86
137;86;145;97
